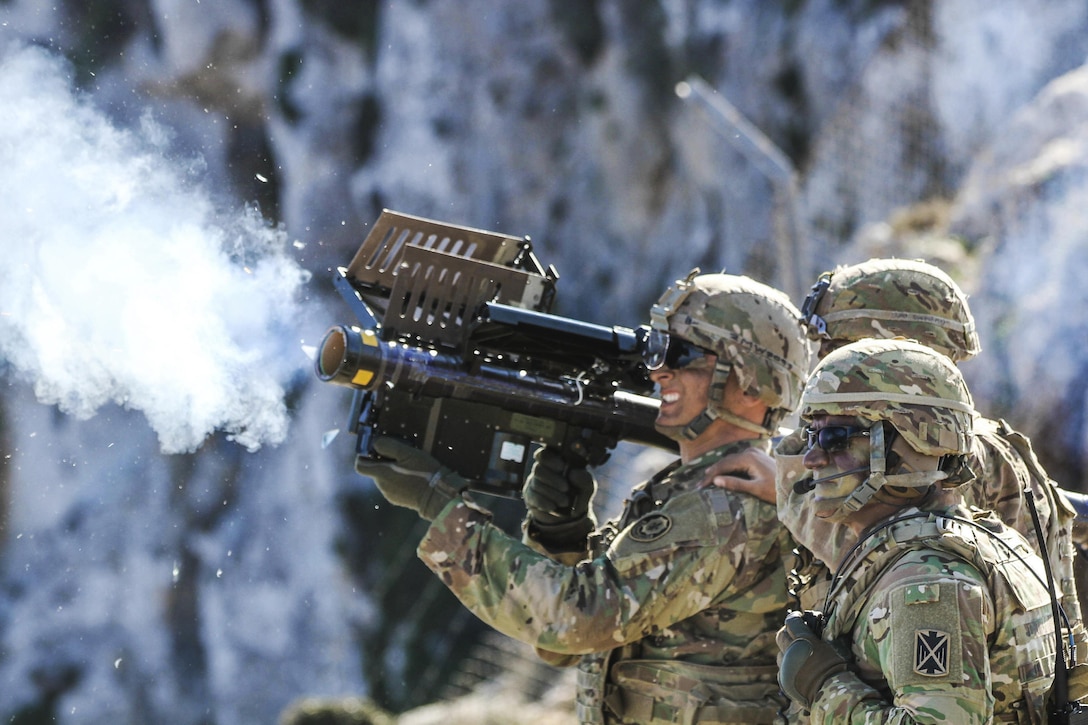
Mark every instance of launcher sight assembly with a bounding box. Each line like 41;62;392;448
315;209;675;497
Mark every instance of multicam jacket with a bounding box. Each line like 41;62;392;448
775;417;1083;640
417;438;793;724
805;505;1057;725
969;418;1082;631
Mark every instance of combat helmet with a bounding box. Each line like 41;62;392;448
798;337;975;520
647;269;811;439
799;258;981;361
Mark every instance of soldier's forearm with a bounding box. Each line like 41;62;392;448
809;671;990;724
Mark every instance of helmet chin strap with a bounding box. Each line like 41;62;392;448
677;359;772;439
677;407;769;440
838;423;948;515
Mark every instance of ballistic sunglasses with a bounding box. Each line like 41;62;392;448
805;425;870;453
642;329;713;371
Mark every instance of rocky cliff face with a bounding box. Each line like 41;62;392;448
2;1;1088;723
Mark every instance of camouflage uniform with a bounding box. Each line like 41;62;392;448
418;437;793;724
377;270;812;724
777;422;1083;620
792;258;1083;630
778;339;1060;724
808;505;1057;724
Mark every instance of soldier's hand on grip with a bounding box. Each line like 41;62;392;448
523;445;598;549
777;610;849;711
355;436;469;521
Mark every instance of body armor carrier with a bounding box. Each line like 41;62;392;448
576;456;786;724
576;467;675;724
822;508;1058;723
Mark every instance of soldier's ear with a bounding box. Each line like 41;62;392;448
737;389;764;412
734;378;765;409
719;369;766;414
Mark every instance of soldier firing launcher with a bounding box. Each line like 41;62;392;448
315;209;676;497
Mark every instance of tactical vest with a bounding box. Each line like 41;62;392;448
576;468;668;725
822;508;1058;724
989;419;1085;639
575;448;788;725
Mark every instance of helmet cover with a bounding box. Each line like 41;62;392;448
800;337;974;457
651;270;811;429
800;258;981;362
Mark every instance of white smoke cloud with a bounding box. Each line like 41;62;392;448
0;43;314;453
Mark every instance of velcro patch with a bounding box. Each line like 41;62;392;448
629;513;673;542
904;583;939;605
914;629;950;676
890;580;967;686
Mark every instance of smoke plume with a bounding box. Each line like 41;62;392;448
0;44;313;453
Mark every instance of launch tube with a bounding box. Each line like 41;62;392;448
316;325;669;450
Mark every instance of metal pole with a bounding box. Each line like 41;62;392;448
676;75;813;301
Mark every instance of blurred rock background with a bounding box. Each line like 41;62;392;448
1;1;1088;723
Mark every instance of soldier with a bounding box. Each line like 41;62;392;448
355;270;812;724
791;258;1082;624
776;337;1059;723
713;258;1083;639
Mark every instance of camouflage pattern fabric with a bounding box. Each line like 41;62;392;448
799;339;974;458
795;259;1084;619
800;258;981;362
651;271;811;430
969;417;1084;640
802;505;1057;724
776;418;1086;646
417;438;793;724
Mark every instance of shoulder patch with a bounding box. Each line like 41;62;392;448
885;575;973;687
914;629;951;676
629;513;672;542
